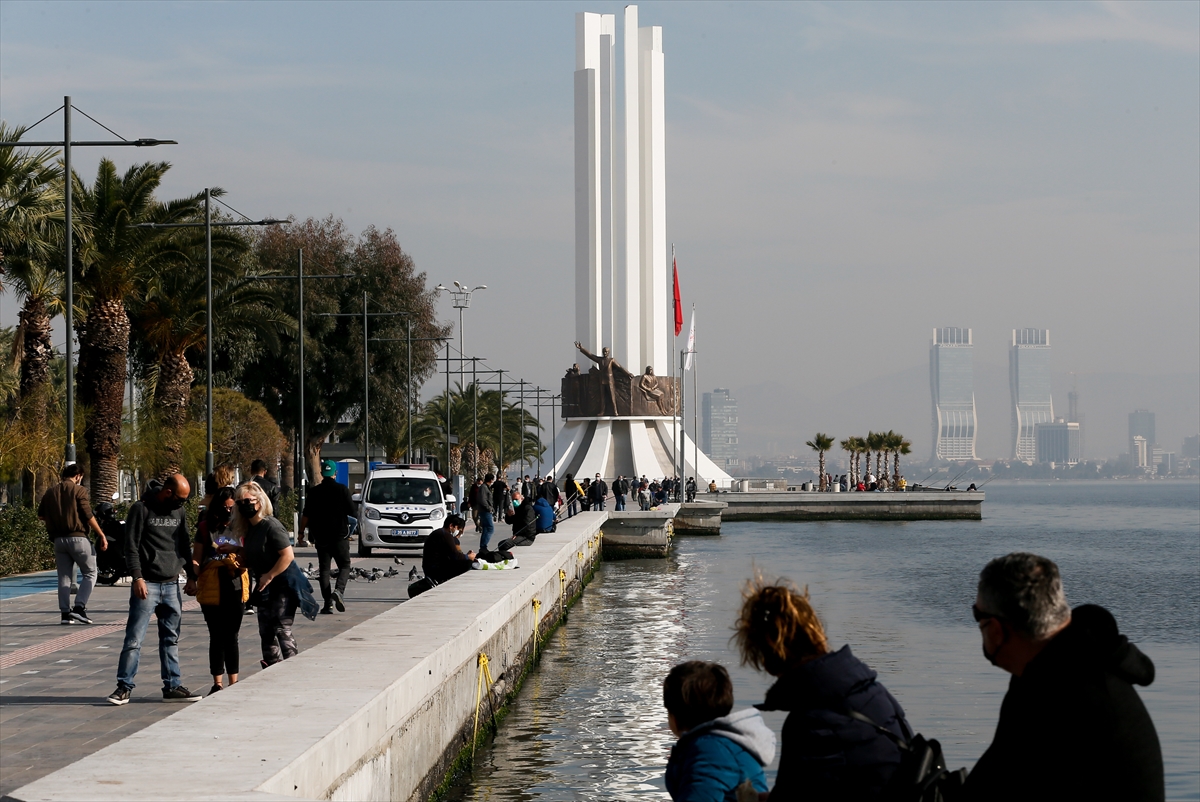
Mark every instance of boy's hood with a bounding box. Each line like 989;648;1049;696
686;708;776;766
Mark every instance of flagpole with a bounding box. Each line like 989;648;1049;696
671;244;678;495
692;304;698;488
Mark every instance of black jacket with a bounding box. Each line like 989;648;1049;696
587;479;608;502
305;477;354;540
961;604;1163;802
757;645;909;802
421;527;472;584
252;474;281;515
510;499;537;540
125;483;194;583
538;481;560;504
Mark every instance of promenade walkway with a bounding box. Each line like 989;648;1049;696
0;544;414;797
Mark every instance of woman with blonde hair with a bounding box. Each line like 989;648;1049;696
234;481;316;666
736;577;911;801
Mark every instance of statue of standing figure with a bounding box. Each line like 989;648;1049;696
575;342;621;416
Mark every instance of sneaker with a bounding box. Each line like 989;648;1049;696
320;605;334;615
60;612;74;625
209;684;222;696
107;686;131;706
162;686;202;702
70;606;93;625
332;590;345;612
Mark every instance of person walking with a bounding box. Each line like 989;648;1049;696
539;473;561;508
301;459;355;614
192;488;248;695
107;474;201;705
685;477;697;503
613;475;628;511
476;473;497;553
962;553;1163;802
735;577;911;799
250;459;281;513
587;473;609;511
38;463;108;625
563;473;582;518
236;482;314;667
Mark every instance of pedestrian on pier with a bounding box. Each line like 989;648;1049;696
477;473;497;553
685;477;697;503
38;463;108;626
302;459;356;615
193;488;248;695
736;577;911;799
612;475;628;511
563;473;582;518
587;473;609;511
962;553;1163;802
107;474;201;705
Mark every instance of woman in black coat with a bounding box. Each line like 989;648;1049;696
736;579;911;801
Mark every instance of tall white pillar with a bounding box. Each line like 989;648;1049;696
615;4;641;372
639;25;667;373
574;12;614;354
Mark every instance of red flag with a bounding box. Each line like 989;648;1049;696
672;252;683;336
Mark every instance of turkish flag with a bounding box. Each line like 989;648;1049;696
672;255;683;336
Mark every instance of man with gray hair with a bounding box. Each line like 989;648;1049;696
962;552;1163;801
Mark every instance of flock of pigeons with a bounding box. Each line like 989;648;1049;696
301;557;421;583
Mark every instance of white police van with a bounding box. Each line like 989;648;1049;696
353;465;455;557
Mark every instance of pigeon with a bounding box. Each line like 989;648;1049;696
383;567;399;578
368;573;379;583
408;566;419;581
393;556;404;565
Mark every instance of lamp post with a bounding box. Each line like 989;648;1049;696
1;97;176;464
435;281;486;400
369;325;448;462
135;191;285;477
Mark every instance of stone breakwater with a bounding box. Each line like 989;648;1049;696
8;513;607;802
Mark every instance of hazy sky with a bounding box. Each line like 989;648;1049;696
3;1;1197;457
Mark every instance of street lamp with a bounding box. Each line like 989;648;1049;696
135;189;285;477
1;96;176;464
435;281;486;396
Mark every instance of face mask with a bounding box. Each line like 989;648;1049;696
982;629;1007;666
237;499;257;518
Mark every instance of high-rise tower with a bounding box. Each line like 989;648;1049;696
929;327;977;461
1010;329;1053;462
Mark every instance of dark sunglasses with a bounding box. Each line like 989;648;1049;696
972;604;1000;623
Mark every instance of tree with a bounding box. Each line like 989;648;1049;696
805;433;835;490
413;382;541;478
238;219;449;482
866;431;886;481
71;159;207;504
839;438;856;486
892;433;912;483
129;212;289;478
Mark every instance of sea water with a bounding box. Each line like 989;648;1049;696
448;482;1200;800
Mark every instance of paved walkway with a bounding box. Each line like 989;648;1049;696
0;544;420;797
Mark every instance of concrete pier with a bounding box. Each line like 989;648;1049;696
601;503;679;558
673;501;727;535
713;491;984;521
6;513;607;802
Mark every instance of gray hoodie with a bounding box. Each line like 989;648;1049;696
690;707;777;766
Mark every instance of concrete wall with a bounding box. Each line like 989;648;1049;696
8;514;607;802
717;492;984;521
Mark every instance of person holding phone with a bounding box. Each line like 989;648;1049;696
193;488;248;695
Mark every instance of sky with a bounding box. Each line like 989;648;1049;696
2;1;1197;460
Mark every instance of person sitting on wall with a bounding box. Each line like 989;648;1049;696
496;491;538;553
421;515;474;584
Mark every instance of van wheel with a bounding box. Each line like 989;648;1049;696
358;540;373;558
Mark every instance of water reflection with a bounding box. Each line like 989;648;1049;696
450;482;1199;801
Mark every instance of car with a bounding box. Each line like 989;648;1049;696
353;465;455;557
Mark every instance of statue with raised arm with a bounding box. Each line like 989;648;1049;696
575;341;621;416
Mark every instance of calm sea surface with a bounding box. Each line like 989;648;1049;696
449;482;1200;801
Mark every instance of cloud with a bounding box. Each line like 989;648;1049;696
1012;1;1199;53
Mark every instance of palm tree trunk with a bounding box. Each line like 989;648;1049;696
818;451;826;490
153;349;193;479
893;452;900;482
280;429;295;491
76;297;130;507
16;297;56;497
875;451;882;480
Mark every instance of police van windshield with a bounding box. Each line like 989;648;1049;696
365;477;440;505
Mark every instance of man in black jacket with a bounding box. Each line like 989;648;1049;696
497;490;538;553
250;459;281;518
587;473;608;511
302;459;355;614
422;515;474;584
963;552;1164;802
107;474;201;705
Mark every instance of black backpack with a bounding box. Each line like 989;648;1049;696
845;709;968;802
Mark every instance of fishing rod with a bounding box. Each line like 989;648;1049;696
938;463;974;490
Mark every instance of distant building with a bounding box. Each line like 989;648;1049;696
1129;410;1156;459
1131;435;1149;469
929;327;978;461
702;388;739;471
1010;329;1053;462
1035;420;1080;465
1183;435;1200;460
1159;453;1176;474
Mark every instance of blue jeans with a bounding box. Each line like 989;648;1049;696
479;511;495;552
116;580;183;691
614;494;626;511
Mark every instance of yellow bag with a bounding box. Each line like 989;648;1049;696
196;558;249;606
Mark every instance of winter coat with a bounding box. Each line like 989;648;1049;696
533;497;556;533
510;499;538;540
666;708;775;802
757;645;909;802
961;604;1163;802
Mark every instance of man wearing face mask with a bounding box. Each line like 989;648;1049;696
107;474;201;705
963;552;1163;802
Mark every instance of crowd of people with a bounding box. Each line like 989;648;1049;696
663;553;1164;802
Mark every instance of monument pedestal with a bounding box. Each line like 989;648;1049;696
551;416;731;488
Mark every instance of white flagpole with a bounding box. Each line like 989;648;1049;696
691;304;698;487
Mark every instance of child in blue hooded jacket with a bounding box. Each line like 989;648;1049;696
664;661;776;802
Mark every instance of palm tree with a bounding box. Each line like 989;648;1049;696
839;437;856;486
866;431;886;481
130;227;290;478
892;433;912;484
72;158;207;503
414;383;542;479
806;433;835;490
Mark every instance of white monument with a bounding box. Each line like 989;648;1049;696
553;6;732;488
